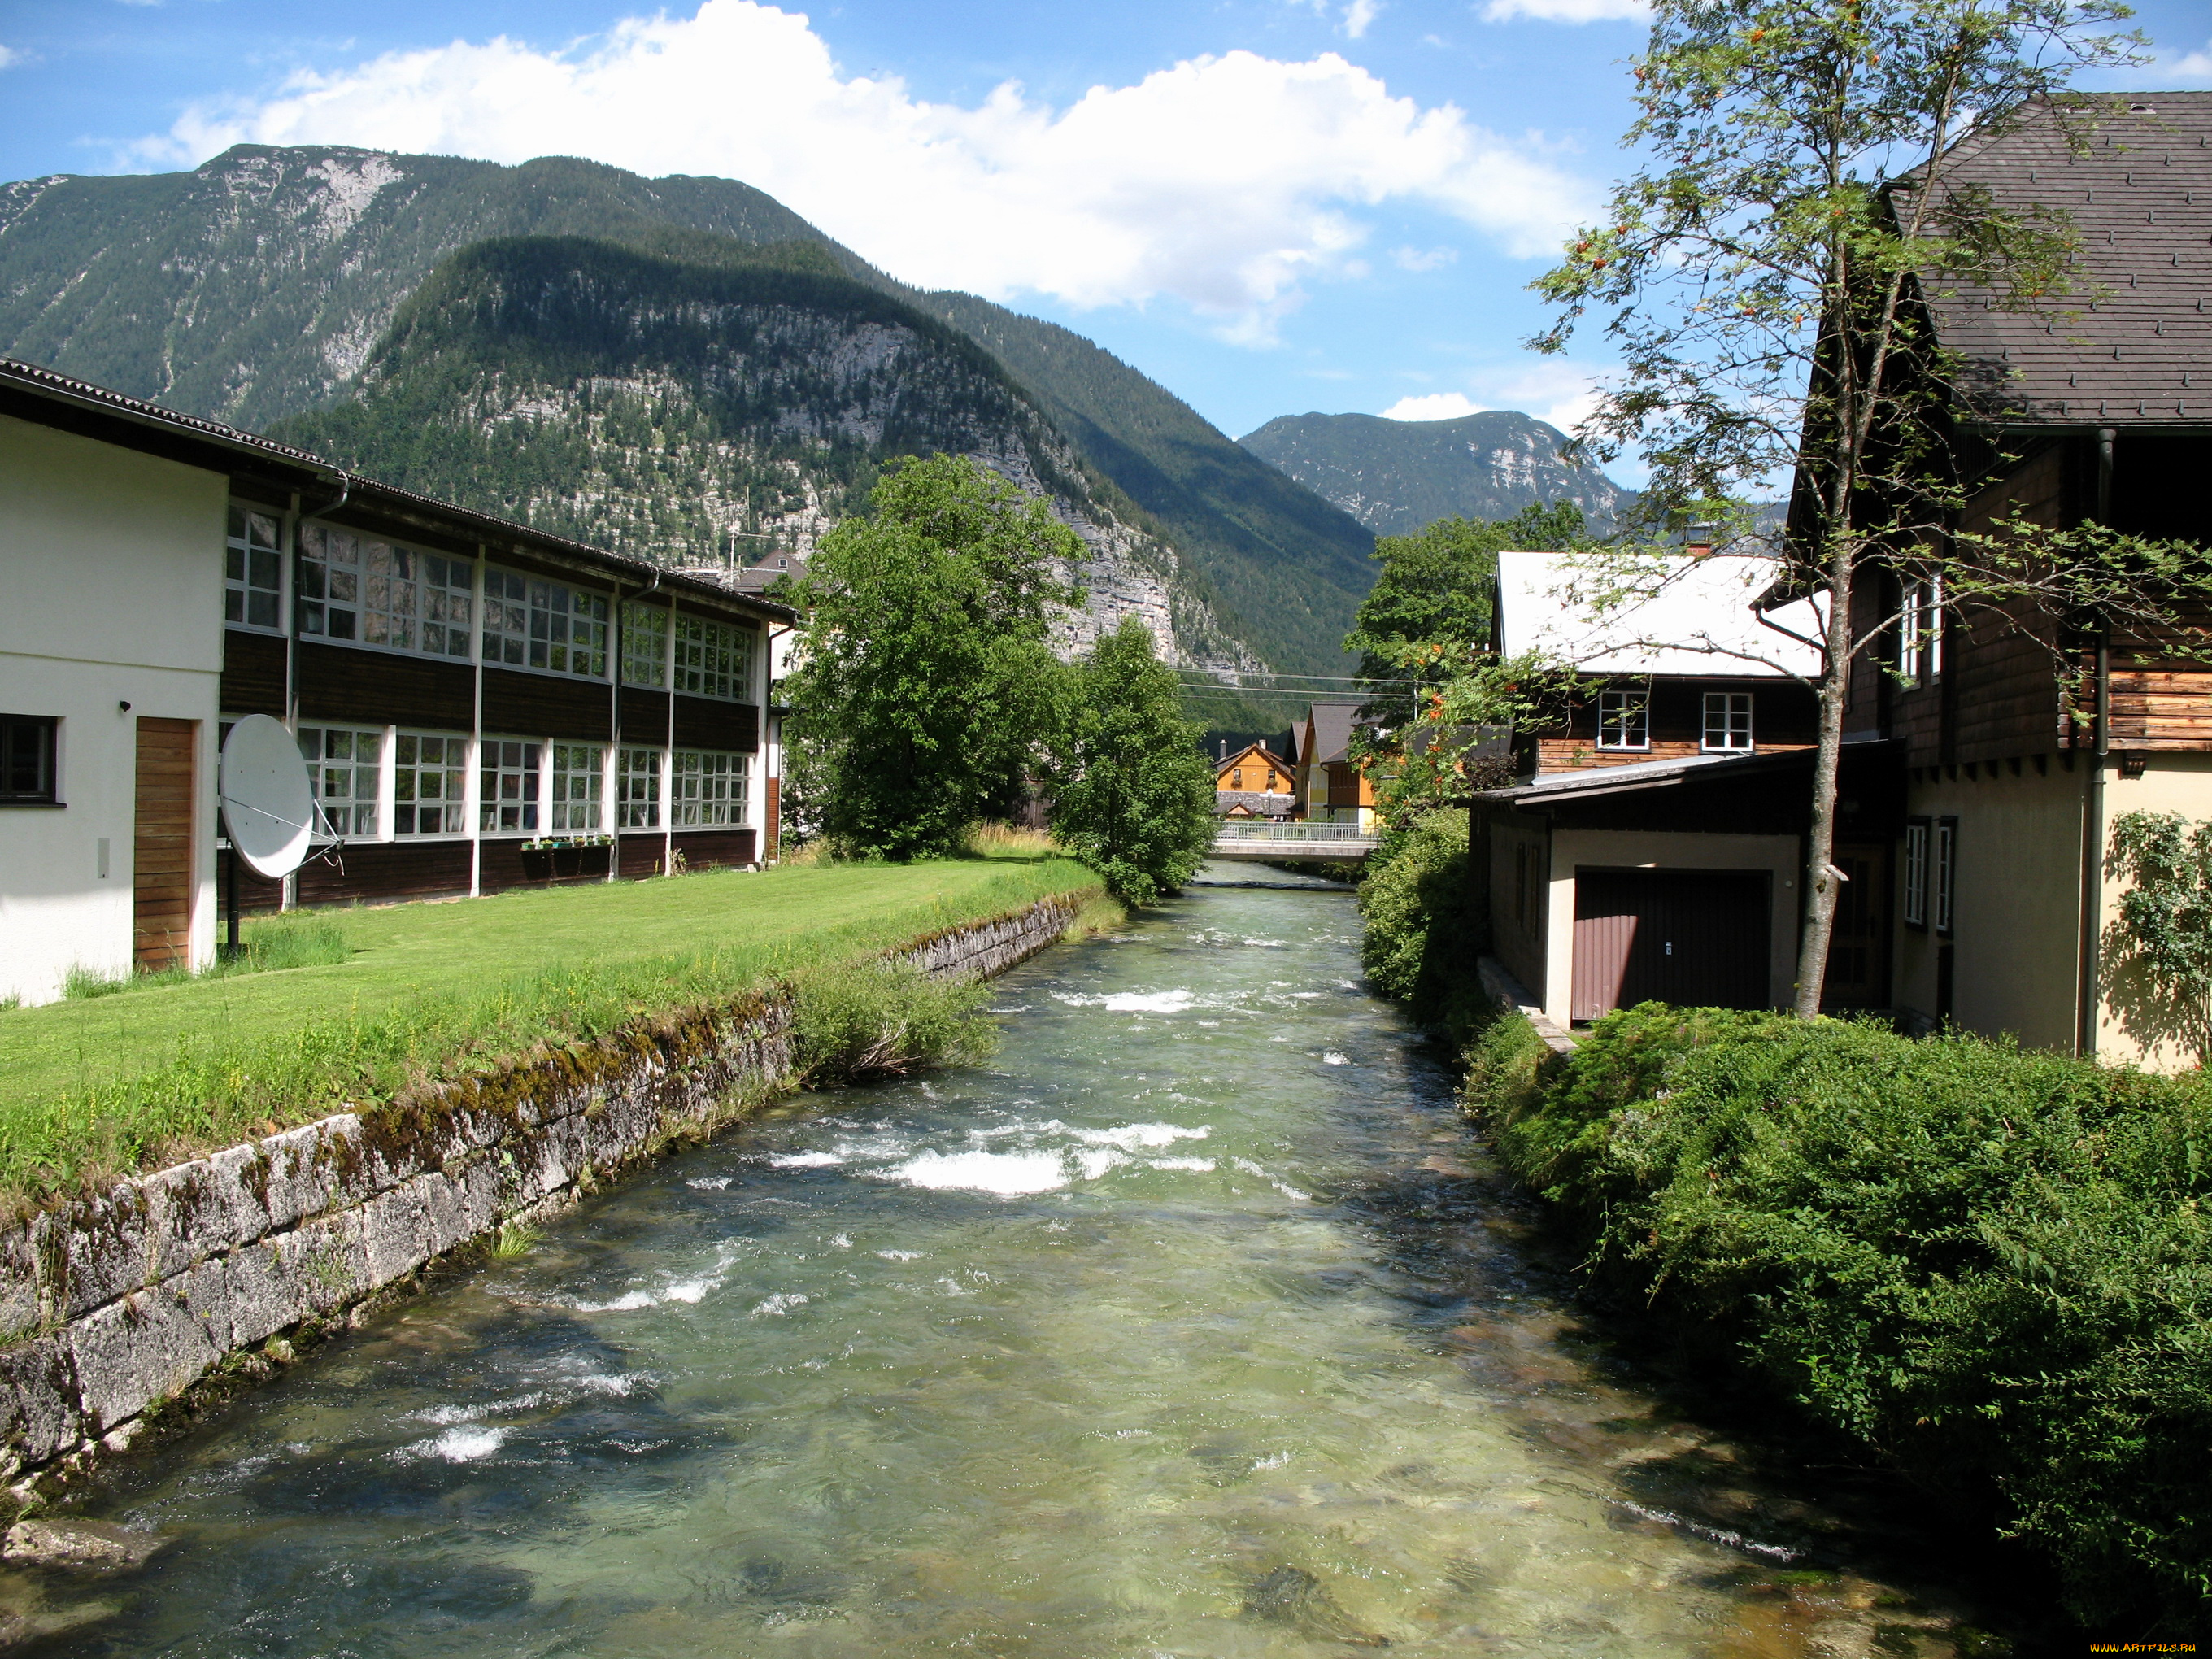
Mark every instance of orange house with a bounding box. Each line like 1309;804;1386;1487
1213;742;1298;817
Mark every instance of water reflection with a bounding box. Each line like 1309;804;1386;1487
36;877;2000;1656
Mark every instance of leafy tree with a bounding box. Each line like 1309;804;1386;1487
1529;0;2169;1016
1051;618;1218;906
2104;811;2212;1064
783;455;1080;860
1347;502;1594;726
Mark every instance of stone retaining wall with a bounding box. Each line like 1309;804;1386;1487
0;892;1083;1499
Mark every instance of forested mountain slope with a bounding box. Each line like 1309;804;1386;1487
1239;409;1635;538
0;144;1375;672
266;233;1255;670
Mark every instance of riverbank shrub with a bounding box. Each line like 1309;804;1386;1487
1356;809;1479;1030
1478;1003;2212;1632
788;959;999;1084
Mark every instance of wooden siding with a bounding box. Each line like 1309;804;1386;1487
618;686;671;747
216;847;285;915
133;717;197;971
2106;670;2212;747
296;841;472;908
481;666;613;742
297;641;475;729
1570;869;1770;1021
673;829;757;871
617;834;667;880
220;629;287;719
764;777;781;860
672;695;759;753
1533;677;1818;773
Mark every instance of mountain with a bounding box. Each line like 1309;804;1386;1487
1236;409;1635;538
269;233;1255;670
0;145;1378;674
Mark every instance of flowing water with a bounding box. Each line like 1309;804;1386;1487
24;874;2006;1657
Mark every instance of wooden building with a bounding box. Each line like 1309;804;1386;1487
1473;94;2212;1059
1213;741;1297;819
0;359;790;1006
1290;700;1378;827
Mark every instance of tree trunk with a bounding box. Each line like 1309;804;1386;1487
1793;546;1856;1017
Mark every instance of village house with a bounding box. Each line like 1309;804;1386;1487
1290;699;1379;828
1212;739;1298;819
1471;94;2212;1061
0;359;790;1008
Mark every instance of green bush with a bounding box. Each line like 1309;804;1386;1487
1480;1003;2212;1632
1356;809;1475;1022
787;959;999;1085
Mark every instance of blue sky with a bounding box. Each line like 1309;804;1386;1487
2;0;2207;479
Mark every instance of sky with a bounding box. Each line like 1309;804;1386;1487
2;0;2208;483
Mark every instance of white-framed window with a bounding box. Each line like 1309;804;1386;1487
297;525;474;659
479;739;542;835
483;569;608;678
1903;818;1929;928
673;749;748;826
617;747;662;829
1934;816;1957;936
299;725;381;838
621;602;670;689
394;732;468;837
225;504;285;632
1596;688;1650;751
673;613;755;702
549;743;604;833
1900;577;1945;686
1702;691;1753;751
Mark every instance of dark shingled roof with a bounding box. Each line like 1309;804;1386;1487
1897;93;2212;429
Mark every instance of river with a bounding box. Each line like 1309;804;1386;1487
23;873;2006;1656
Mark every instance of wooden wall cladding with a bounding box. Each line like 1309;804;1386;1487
618;686;670;747
217;847;285;915
672;696;759;752
617;834;666;880
673;829;756;870
2107;670;2212;749
296;642;475;729
482;667;616;742
219;630;287;718
295;840;472;908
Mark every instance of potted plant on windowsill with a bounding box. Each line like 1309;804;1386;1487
520;835;613;881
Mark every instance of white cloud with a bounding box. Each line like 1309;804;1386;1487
1482;0;1648;23
1380;391;1484;420
0;45;19;69
1342;0;1382;39
1391;244;1456;271
2146;40;2212;85
144;0;1592;340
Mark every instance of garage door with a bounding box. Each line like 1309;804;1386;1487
1571;869;1770;1023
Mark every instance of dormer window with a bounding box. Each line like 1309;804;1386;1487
1596;688;1650;751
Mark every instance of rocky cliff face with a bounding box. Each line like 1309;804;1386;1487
272;237;1258;672
1238;409;1635;538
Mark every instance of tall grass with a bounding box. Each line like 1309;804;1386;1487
61;914;352;1001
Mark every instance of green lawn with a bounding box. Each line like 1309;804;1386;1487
0;851;1099;1201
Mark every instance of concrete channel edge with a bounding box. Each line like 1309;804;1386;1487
0;892;1086;1504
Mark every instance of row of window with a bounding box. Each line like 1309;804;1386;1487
1901;816;1958;935
293;724;751;840
232;509;757;698
1594;690;1757;753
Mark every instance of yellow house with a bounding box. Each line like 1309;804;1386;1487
1213;742;1298;818
1291;702;1378;828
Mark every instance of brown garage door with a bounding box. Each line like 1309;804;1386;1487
1571;869;1770;1022
134;716;198;972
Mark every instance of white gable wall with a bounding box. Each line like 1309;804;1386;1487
0;414;228;1005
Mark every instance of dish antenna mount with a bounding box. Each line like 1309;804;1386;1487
218;715;342;956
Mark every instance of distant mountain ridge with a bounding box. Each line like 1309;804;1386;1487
0;144;1378;674
1237;409;1635;538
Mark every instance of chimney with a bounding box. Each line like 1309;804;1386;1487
1684;522;1716;558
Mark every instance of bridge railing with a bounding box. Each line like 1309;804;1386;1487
1212;821;1381;845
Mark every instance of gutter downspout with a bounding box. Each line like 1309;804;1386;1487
2078;428;2116;1057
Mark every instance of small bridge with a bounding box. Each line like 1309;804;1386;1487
1210;821;1381;864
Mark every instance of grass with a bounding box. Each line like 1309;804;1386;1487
0;849;1099;1204
61;915;353;1000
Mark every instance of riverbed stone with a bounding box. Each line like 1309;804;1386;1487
0;1339;80;1466
2;1517;172;1574
69;1261;229;1430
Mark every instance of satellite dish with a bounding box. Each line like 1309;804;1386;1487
220;715;318;878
